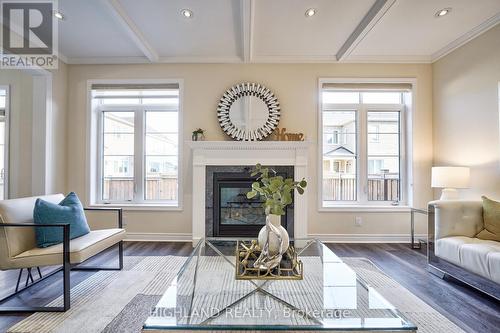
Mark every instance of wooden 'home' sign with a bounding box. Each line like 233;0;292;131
274;128;305;141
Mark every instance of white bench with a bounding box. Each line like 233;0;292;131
0;194;126;312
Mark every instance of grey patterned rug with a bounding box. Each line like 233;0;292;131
7;256;465;333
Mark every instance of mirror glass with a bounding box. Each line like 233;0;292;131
229;95;269;131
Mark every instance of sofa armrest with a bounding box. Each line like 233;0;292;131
428;200;483;240
0;223;71;269
83;207;122;228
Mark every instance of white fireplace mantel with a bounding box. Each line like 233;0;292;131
189;140;310;244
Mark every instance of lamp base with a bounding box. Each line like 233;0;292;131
440;188;459;200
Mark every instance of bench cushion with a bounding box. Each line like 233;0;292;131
12;228;125;268
0;194;65;260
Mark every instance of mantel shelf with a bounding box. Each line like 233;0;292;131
187;140;311;150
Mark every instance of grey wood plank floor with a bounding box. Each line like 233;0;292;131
0;242;498;333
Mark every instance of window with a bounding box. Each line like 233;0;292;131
91;82;181;206
320;83;410;206
322;111;357;201
325;130;340;144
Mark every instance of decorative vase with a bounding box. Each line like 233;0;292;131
254;214;289;270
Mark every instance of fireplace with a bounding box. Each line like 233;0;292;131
189;141;309;244
206;166;294;238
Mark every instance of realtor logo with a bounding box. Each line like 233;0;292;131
0;0;58;69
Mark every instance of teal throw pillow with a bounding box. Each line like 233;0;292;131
34;192;90;248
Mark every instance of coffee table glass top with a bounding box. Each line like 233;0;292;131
143;238;416;331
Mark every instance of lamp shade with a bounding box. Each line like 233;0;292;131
431;167;470;188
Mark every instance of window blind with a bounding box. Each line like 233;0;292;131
91;83;179;100
91;83;179;90
322;82;412;91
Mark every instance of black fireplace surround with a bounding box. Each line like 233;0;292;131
205;166;294;238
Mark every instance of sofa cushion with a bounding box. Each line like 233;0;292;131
34;192;90;248
13;228;126;268
476;196;500;241
488;252;500;284
436;236;500;283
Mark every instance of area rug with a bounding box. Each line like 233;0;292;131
7;256;465;333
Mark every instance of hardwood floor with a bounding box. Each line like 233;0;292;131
0;242;498;333
327;243;500;333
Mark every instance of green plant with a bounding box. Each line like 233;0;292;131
246;163;307;216
192;128;204;135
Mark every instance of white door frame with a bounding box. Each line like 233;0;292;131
0;85;10;199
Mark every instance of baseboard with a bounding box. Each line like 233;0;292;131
308;233;427;243
124;232;427;243
124;232;192;242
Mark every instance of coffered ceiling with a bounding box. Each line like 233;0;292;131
57;0;500;64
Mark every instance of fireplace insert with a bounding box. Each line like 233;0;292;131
208;166;294;238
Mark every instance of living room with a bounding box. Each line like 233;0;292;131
0;1;498;332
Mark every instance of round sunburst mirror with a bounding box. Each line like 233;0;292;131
217;83;280;141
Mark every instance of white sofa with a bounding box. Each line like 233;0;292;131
428;200;500;299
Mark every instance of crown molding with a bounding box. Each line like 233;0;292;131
65;56;244;64
431;12;500;62
65;56;150;64
342;54;432;63
56;52;69;64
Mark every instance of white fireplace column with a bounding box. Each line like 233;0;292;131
189;141;310;245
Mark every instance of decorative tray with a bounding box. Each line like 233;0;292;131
235;240;303;280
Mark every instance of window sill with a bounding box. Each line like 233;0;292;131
88;203;183;211
319;205;411;213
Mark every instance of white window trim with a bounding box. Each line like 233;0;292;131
0;85;9;200
318;78;416;211
86;79;184;211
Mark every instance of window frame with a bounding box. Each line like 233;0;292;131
87;79;183;210
318;78;414;210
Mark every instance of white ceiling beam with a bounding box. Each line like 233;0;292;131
103;0;159;62
336;0;396;61
240;0;254;63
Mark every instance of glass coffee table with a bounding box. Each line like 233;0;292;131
143;238;416;332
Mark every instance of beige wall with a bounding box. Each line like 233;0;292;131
433;24;500;200
0;70;33;198
67;63;433;237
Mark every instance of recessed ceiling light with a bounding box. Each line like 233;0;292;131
305;8;316;17
54;11;64;20
181;9;193;18
435;8;451;17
